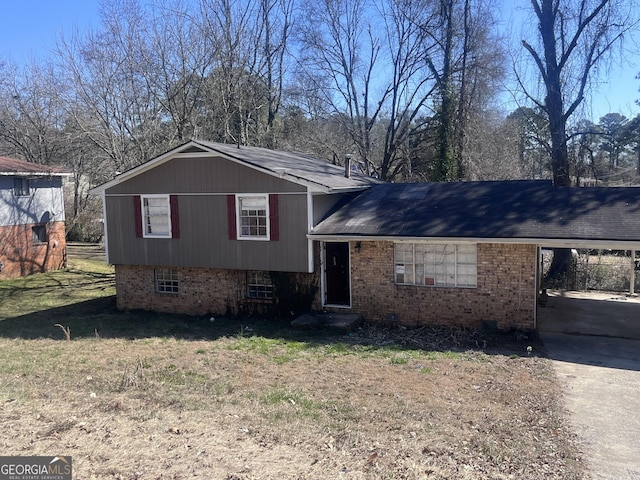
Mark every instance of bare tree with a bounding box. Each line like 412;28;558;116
519;0;638;282
520;0;638;187
295;0;448;180
56;0;165;173
413;0;505;181
0;60;67;165
199;0;270;145
253;0;295;147
141;0;216;145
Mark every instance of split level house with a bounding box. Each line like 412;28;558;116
90;140;640;331
0;156;68;279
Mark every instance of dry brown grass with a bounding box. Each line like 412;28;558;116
0;255;585;479
0;331;585;479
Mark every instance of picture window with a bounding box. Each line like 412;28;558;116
394;243;477;288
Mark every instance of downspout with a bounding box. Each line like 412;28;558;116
101;192;110;265
630;249;637;297
534;246;541;329
307;191;314;273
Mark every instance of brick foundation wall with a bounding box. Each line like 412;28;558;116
0;222;67;279
348;241;537;331
115;264;318;317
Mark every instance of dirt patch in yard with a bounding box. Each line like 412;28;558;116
0;327;584;479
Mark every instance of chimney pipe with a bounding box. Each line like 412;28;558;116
344;154;352;178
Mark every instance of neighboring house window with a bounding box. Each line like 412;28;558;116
394;243;477;288
247;271;274;299
155;268;179;293
14;178;30;196
142;195;171;238
32;225;47;244
238;194;269;239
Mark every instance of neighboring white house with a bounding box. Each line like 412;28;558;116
0;156;69;278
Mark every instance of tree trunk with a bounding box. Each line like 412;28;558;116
545;248;575;287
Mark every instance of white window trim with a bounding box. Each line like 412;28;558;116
236;193;270;241
142;194;172;238
394;242;478;288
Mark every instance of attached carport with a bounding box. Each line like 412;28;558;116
535;238;640;339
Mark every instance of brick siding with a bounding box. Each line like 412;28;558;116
0;222;67;279
115;264;317;317
348;241;537;330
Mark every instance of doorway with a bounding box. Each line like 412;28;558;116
323;242;351;306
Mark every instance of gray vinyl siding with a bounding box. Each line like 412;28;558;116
107;156;306;195
312;192;352;225
0;175;65;227
104;156;311;272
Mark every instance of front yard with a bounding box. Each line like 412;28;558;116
0;256;584;479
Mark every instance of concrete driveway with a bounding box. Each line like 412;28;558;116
540;332;640;479
537;290;640;339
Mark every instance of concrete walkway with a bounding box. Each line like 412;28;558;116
541;332;640;479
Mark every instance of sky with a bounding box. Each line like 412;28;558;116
0;0;100;62
0;0;638;122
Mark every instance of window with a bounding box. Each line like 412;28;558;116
394;243;477;288
14;178;30;196
32;225;47;244
142;195;171;238
155;268;179;293
247;271;274;299
237;195;269;239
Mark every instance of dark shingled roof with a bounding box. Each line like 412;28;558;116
310;180;640;244
0;156;69;175
193;140;382;191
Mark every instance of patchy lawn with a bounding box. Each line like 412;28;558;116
0;256;585;479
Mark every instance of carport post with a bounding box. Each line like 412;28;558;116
631;250;637;297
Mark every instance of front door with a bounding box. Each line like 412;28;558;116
324;242;351;306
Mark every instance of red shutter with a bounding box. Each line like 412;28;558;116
170;195;180;239
133;195;143;238
269;194;279;241
227;195;237;240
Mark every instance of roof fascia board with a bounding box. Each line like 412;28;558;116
307;234;640;250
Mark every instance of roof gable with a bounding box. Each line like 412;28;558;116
91;140;381;194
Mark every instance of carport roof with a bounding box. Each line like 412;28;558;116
309;180;640;248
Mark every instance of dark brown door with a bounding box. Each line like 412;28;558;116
324;242;350;306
